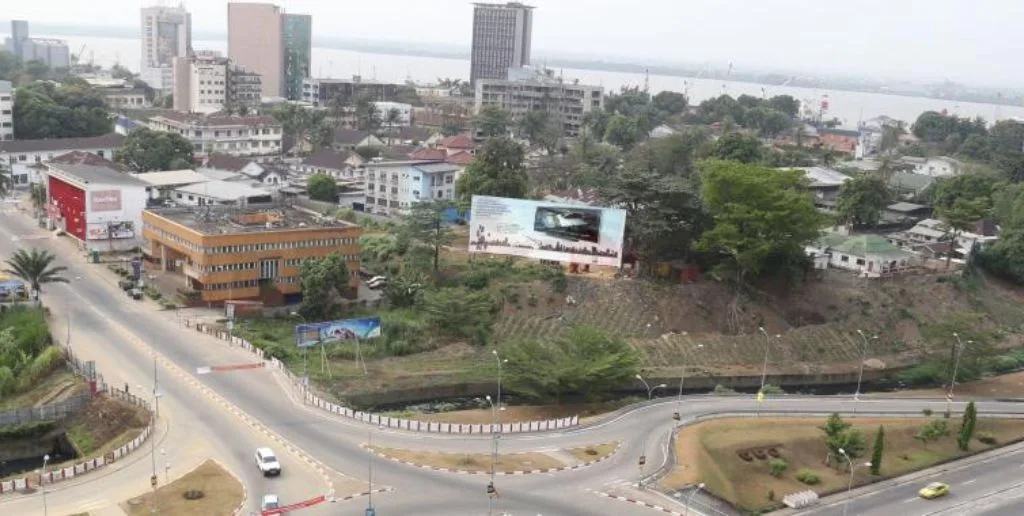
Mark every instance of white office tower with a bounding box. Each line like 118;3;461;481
140;4;192;92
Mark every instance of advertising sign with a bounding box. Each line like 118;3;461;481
86;224;108;240
89;189;122;212
468;195;627;267
108;221;135;239
295;317;382;348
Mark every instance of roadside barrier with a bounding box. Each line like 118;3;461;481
183;318;581;434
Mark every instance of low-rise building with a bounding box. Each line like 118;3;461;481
889;171;935;200
171;180;274;206
0;134;126;186
793;166;851;211
364;159;463;216
0;80;13;141
301;76;401;107
475;66;604;138
146;112;282;157
141;204;362;305
899;156;962;178
806;233;913;278
198;154;286;186
332;129;384;150
372;101;412;127
99;87;152;110
295;148;363;179
819;128;860;155
133;169;212;202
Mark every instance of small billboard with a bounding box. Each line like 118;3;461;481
295;317;382;348
468;195;627;267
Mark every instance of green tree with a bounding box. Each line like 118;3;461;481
306;173;339;203
869;426;884;475
697;160;823;281
915;419;950;446
603;114;642;150
356;97;382;133
4;248;69;298
582;108;611;141
273;104;333;153
651;91;689;117
503;325;641;403
401;200;455;273
957;133;991;161
381;270;426;308
957;401;977;451
297;252;350;320
383;107;403;145
836;175;891;227
455;137;528;203
518;110;559;151
709;132;764;164
114;128;194;172
13;82;112;139
819;412;865;467
421;287;496;345
474;104;511;138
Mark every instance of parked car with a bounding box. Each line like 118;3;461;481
128;288;144;300
261;493;282;512
118;279;134;291
255;447;281;476
919;482;950;499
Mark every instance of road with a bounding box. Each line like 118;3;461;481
3;203;1024;515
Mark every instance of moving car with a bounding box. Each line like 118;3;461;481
261;493;281;511
255;447;281;477
919;482;950;499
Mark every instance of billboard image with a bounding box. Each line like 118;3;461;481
295;317;382;348
90;190;122;212
469;195;627;267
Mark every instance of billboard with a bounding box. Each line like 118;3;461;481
468;195;627;267
295;317;382;348
90;190;122;212
85;221;135;240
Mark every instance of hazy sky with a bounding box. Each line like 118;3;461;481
4;0;1024;86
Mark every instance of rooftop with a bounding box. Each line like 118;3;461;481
301;148;354;169
439;133;475;150
887;202;929;213
48;162;148;188
794;166;851;188
833;234;911;258
174;180;271;201
133;170;210;187
149;111;280;127
203;153;255;173
50;151;130;171
148;205;359;236
0;134;126;154
0;80;12;93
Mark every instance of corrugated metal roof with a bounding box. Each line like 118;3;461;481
175;180;270;200
133;170;210;187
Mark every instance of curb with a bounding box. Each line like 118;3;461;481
362;441;622;476
586;489;685;515
332;487;393;502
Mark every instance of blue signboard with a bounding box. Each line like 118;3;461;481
295;317;382;348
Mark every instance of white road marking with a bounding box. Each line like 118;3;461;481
964;479;978;485
903;497;918;503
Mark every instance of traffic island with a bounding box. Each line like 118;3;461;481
659;416;1024;513
120;459;243;516
367;441;620;475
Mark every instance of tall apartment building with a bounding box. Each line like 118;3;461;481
475;66;603;138
364;160;464;216
172;53;228;114
3;20;70;69
470;2;534;85
140;4;192;92
228;3;311;100
301;77;401;107
0;81;13;141
228;67;263;112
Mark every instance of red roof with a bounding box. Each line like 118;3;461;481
409;147;448;161
445;150;474;166
439;133;475;150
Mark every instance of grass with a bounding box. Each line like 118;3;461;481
369;446;565;473
66;423;96;454
566;442;619;463
660;416;1024;512
120;459;242;516
0;369;80;410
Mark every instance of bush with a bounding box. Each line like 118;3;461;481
795;469;820;485
768;458;788;477
977;431;998;445
761;384;785;395
712;384;738;396
900;363;946;386
922;408;933;416
768;489;775;501
0;421;56;439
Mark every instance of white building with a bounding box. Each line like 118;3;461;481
475;66;604;138
899;156;962;178
133;169;210;201
0;135;126;186
296;148;363;179
0;80;12;141
806;233;913;278
171;179;273;206
172;54;228;114
140;5;192;92
373;101;412;127
146;112;282;158
99;87;152;110
364;160;463;216
199;154;286;186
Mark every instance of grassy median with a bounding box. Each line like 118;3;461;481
121;459;242;516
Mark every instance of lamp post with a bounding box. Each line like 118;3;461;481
948;333;972;414
684;482;705;516
854;330;878;412
635;374;666;401
290;311;309;383
492;350;507;412
675;342;703;421
41;454;50;516
367;424;383;516
485;395;499;515
757;328;780;416
838;448;870;516
63;276;81;355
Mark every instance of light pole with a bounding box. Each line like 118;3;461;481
63;276;81;355
684;482;705;516
757;328;780;416
290;312;309;383
485;395;499;515
492;350;507;411
41;454;50;516
948;333;972;414
635;374;666;401
675;342;703;421
838;448;870;516
854;330;878;412
367;424;383;516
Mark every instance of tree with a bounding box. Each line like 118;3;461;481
474;104;511;138
697;160;823;281
819;412;865;467
13;82;112;139
381;270;426;308
383;108;403;145
836;175;891;227
709;132;764;164
503;325;641;403
273;104;333;153
957;133;992;161
306;173;339;203
869;426;884;475
767;95;800;118
651;91;689;122
113;128;194;172
603;114;642;150
957;401;977;451
402;200;455;273
297;252;350;320
518;110;559;151
4;248;69;298
0;162;11;199
421;287;496;345
915;419;950;446
455;137;528;203
110;64;134;80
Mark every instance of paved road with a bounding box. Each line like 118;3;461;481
5;205;1024;515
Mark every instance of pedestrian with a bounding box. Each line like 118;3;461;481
124;382;129;394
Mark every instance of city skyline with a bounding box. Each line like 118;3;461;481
1;1;1024;88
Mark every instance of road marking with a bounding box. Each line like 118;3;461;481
964;479;978;485
902;497;919;503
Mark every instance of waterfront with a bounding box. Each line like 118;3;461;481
48;34;1024;127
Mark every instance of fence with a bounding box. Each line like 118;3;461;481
183;318;582;434
0;392;91;426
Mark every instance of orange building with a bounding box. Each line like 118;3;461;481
142;206;361;305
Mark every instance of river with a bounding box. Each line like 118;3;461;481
50;34;1024;127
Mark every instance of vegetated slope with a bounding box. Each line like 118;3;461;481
494;270;1024;377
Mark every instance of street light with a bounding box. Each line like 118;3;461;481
41;454;50;516
948;333;973;414
290;311;310;383
757;328;780;416
635;374;666;401
63;276;81;355
161;448;170;485
675;341;703;421
854;330;878;411
838;448;870;516
485;395;499;515
367;424;383;515
684;482;705;516
492;350;507;412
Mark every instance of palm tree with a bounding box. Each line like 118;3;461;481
384;108;402;146
4;248;69;299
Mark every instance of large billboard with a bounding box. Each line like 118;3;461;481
468;195;627;267
295;317;382;348
90;190;122;212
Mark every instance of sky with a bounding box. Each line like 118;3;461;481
4;0;1024;87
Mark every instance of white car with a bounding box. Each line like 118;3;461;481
255;447;281;477
261;494;281;511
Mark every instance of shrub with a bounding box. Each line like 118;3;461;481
768;490;775;501
0;421;56;439
900;363;946;386
795;469;820;485
761;384;785;395
712;384;738;395
922;408;933;416
977;431;998;445
768;458;788;477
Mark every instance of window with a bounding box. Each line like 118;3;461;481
840;255;849;263
445;175;453;184
855;258;865;266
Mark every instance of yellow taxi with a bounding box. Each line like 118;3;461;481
918;482;950;499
